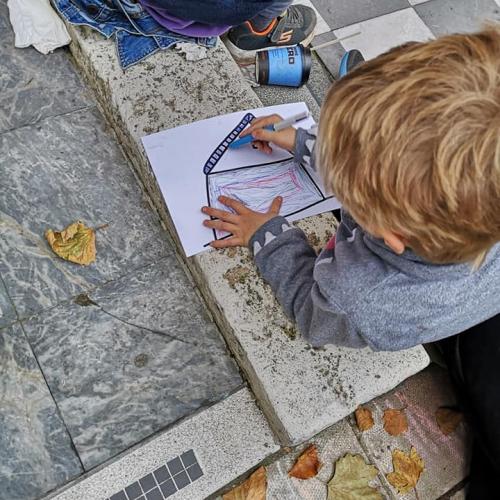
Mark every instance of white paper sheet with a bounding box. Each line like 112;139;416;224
142;102;340;256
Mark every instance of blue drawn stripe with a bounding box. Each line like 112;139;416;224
203;113;256;174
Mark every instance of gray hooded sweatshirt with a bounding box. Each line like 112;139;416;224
249;127;500;351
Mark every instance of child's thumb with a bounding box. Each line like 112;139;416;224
268;196;283;214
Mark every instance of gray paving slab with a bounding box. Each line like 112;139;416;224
311;32;346;80
46;389;279;500
0;274;16;328
66;22;429;446
0;107;172;318
0;322;83;500
334;8;434;61
22;259;242;470
352;364;471;499
0;3;92;132
312;0;410;30
415;0;500;36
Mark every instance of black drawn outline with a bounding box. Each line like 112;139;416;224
203;113;332;245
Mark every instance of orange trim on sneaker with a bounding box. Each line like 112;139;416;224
245;18;277;36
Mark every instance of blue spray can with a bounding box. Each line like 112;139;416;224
256;44;312;87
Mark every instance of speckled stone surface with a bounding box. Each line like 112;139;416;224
0;107;172;318
23;259;242;469
47;389;278;500
0;1;92;132
0;323;82;500
264;418;384;500
351;364;471;499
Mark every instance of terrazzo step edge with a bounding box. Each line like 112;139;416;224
44;388;280;500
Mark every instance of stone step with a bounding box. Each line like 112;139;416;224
46;389;278;500
65;25;429;446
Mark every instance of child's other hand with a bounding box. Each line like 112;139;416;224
240;114;296;154
202;195;282;248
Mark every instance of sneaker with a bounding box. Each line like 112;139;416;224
226;4;317;62
338;49;365;78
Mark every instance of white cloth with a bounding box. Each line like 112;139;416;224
7;0;70;54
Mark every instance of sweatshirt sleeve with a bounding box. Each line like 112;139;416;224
294;125;318;170
249;216;367;348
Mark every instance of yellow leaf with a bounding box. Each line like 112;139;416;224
435;408;463;436
327;454;382;500
45;221;96;266
383;409;408;436
386;447;424;495
355;406;374;432
223;466;266;500
289;444;322;479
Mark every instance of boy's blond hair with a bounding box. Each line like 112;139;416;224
318;26;500;265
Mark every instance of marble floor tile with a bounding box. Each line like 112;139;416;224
0;107;172;318
0;274;16;328
414;0;500;36
0;2;92;131
22;259;242;470
0;323;83;500
312;0;410;30
334;7;434;60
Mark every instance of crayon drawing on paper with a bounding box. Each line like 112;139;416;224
142;103;340;257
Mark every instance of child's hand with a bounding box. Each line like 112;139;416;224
240;114;297;154
202;195;283;248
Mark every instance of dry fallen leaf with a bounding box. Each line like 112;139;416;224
289;444;322;479
45;221;96;265
327;454;382;500
386;447;424;495
436;407;463;435
383;408;408;436
223;466;266;500
355;406;374;432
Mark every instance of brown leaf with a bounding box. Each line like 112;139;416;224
383;408;408;436
436;407;463;435
327;454;382;500
355;406;374;432
386;447;424;495
223;466;267;500
45;221;96;265
289;444;322;479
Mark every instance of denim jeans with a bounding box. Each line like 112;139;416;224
143;0;293;30
52;0;216;68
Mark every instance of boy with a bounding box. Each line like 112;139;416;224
202;27;500;497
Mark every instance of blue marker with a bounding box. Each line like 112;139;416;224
229;110;310;149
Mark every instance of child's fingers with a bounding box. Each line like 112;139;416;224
203;219;237;233
201;206;238;222
210;237;242;249
252;141;273;154
240;114;283;137
218;195;250;214
268;196;283;215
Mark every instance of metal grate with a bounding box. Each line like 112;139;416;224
108;449;203;500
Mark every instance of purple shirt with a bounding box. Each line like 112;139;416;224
139;0;231;37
